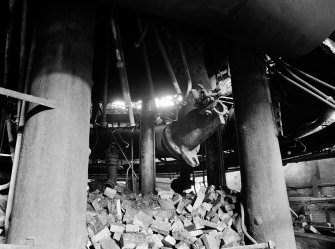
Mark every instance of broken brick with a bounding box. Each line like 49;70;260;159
150;219;171;236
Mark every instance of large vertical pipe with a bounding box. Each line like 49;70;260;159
230;46;296;248
140;98;155;194
7;1;95;248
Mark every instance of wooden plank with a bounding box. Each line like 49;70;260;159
0;87;56;109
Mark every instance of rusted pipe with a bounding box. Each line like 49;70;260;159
178;39;192;98
111;8;135;126
3;0;16;88
137;12;155;99
153;23;181;95
16;0;28;124
140;98;156;194
4;15;37;234
106;0;335;56
0;0;16;153
5;117;15;161
134;23;149;48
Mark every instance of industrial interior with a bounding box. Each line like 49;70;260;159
1;0;335;248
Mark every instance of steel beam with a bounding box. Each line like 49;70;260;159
0;87;57;109
7;0;95;248
140;98;155;194
230;46;296;248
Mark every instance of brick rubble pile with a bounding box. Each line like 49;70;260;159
86;184;244;249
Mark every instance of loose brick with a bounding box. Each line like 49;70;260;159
121;233;147;249
126;224;139;233
193;216;205;230
113;232;122;242
150;219;171;236
221;228;241;244
186;204;194;213
173;193;182;205
104;187;117;199
91;199;103;212
193;187;206;210
159;199;175;210
162;235;176;247
201;234;219;249
115;199;122;221
147;234;164;248
202;203;213;212
176;199;185;214
109;223;125;233
189;230;204;237
99;236;120;249
91;227;111;244
123;208;137;223
171;219;184;231
133;211;153;228
217;221;227;232
175;242;190;249
203;220;218;229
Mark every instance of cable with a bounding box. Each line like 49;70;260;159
153;23;182;95
202;143;207;188
112;133;137;179
125;126;136;188
277;61;335;104
116;131;129;148
264;60;335;110
279;59;335;92
178;38;192;98
240;202;258;244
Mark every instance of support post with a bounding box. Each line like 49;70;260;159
106;142;119;188
206;131;226;188
230;46;296;248
7;0;95;248
140;98;155;194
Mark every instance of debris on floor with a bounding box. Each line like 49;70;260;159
290;196;335;237
86;184;244;249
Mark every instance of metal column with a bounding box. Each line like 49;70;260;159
230;46;296;248
206;131;226;188
106;142;119;188
140;98;155;194
7;0;95;248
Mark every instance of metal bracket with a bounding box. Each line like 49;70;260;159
0;87;57;109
